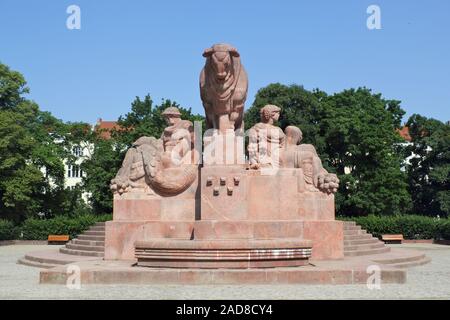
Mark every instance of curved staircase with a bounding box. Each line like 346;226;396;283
60;222;105;257
343;221;390;256
19;221;431;271
18;222;105;269
342;221;431;268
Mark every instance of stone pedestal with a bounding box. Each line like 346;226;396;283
135;238;312;268
105;175;199;260
105;166;344;263
200;166;247;220
203;131;246;166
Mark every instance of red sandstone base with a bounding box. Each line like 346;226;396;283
105;220;343;261
135;238;312;268
37;247;430;285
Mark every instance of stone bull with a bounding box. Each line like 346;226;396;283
199;43;248;133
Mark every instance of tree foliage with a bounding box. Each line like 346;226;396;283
81;135;122;214
406;114;450;217
0;63;78;221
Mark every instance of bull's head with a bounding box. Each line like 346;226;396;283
203;43;240;82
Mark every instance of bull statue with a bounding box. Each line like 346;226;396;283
200;43;248;134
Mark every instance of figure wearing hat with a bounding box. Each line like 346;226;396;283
111;106;197;195
160;106;195;168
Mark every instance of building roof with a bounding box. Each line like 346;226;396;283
397;126;412;142
94;119;121;139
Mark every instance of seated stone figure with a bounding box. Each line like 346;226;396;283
111;107;197;196
283;126;339;194
248;104;286;169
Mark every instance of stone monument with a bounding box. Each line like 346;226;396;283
34;43;430;285
104;43;343;267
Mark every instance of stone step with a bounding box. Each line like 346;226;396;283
344;246;390;257
384;257;432;269
344;233;373;241
77;234;105;241
342;221;356;226
344;242;385;251
72;239;105;246
24;253;71;266
88;226;105;232
83;230;105;236
19;248;103;269
344;237;380;246
60;247;104;257
343;224;362;231
65;243;104;252
343;229;367;236
17;258;56;269
94;222;106;226
373;253;426;265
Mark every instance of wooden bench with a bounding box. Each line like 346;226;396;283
381;234;404;244
47;235;70;245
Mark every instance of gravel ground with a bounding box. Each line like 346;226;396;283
1;244;449;300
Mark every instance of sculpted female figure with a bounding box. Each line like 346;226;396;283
248;104;285;170
247;106;339;193
284;126;339;194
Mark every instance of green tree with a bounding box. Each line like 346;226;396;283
81;134;122;214
321;88;410;216
406;114;450;217
0;63;72;221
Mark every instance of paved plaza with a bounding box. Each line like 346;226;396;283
0;243;449;300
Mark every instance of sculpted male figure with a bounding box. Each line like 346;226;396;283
248;104;285;169
159;107;194;168
111;107;197;196
284;126;339;194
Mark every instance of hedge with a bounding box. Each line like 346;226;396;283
20;214;112;240
0;214;112;241
3;213;450;241
438;220;450;240
338;215;450;240
0;219;19;240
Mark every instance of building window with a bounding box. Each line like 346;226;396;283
72;165;78;178
73;146;83;157
67;165;83;178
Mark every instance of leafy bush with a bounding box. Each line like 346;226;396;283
338;215;446;239
437;220;450;240
0;219;19;240
20;214;112;240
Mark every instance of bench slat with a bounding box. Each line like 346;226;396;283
381;234;404;241
48;235;70;242
382;234;403;238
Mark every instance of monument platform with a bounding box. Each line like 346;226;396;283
39;247;430;285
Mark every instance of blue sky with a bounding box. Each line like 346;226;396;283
1;0;449;124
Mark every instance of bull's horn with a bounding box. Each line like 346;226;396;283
229;47;240;57
202;47;214;57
